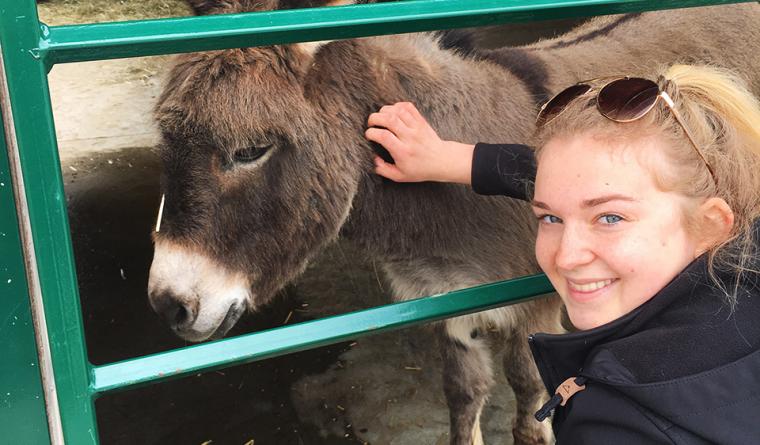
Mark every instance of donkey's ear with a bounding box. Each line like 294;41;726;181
186;0;280;15
290;0;359;59
186;0;231;15
279;0;367;8
294;40;332;60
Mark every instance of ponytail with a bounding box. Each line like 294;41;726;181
664;64;760;303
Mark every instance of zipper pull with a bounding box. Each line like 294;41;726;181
534;393;563;421
534;376;587;421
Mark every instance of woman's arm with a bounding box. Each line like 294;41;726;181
471;143;536;201
365;102;536;200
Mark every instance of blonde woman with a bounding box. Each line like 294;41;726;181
366;65;760;443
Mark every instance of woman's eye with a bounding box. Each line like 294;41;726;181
598;214;623;225
233;145;271;163
538;215;562;224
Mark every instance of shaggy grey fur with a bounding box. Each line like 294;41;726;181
152;2;760;443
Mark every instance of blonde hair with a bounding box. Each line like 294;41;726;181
534;64;760;303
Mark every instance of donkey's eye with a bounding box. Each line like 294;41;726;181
233;145;271;163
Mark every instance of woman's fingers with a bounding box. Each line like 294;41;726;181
372;102;424;132
366;102;443;183
374;156;406;182
392;103;419;128
365;127;405;158
397;102;426;126
372;106;410;134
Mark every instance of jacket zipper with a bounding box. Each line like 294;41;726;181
534;376;588;422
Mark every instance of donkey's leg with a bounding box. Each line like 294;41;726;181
439;321;494;445
503;299;562;445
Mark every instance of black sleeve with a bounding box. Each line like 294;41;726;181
471;142;536;201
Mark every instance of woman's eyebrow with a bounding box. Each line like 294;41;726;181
582;195;638;208
531;195;638;211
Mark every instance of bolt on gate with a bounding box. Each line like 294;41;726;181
0;0;754;443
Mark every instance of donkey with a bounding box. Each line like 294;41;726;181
147;1;760;444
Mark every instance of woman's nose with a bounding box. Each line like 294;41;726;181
554;226;595;271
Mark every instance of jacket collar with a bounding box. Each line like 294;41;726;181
528;254;711;394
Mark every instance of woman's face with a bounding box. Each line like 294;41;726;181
533;132;700;330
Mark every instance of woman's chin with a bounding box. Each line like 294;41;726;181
566;310;609;331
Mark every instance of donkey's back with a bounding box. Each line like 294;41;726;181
521;4;760;94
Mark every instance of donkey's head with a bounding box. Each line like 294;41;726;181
148;0;369;341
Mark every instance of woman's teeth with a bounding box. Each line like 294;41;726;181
569;279;613;292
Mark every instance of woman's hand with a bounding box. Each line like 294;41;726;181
365;102;474;184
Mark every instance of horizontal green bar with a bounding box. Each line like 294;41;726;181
91;274;553;393
43;0;754;66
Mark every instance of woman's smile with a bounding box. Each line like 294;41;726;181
566;278;618;303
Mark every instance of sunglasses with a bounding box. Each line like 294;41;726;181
536;76;716;185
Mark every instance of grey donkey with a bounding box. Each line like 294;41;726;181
147;1;760;443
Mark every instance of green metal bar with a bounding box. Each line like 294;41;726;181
0;0;98;443
0;104;51;444
91;274;553;393
2;0;751;443
42;0;755;66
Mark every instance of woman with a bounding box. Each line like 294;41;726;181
365;65;760;443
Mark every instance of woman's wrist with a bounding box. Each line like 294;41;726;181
438;141;474;185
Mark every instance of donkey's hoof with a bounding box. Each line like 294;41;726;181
513;427;553;445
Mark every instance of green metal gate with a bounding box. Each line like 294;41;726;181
0;0;753;443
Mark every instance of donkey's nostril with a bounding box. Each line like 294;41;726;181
164;300;197;330
172;303;190;327
151;291;197;331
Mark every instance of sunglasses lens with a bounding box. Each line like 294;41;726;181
598;78;659;121
537;84;592;125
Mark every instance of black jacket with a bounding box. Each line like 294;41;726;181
471;142;760;444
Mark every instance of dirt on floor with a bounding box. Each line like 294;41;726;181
40;0;190;161
38;0;191;25
41;1;579;444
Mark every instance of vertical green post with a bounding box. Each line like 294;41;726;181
0;107;51;443
0;0;753;443
0;0;98;443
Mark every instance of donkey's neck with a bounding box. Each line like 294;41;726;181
307;34;538;277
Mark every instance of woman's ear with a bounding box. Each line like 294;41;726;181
695;197;735;256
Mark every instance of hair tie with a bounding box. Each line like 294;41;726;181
658;75;680;100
